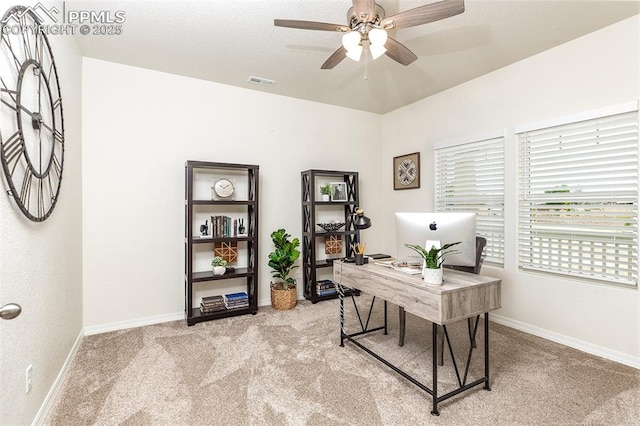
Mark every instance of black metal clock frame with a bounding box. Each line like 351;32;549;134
0;6;65;221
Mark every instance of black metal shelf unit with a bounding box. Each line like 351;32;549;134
185;161;259;326
301;169;360;303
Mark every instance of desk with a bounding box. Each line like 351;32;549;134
333;261;501;415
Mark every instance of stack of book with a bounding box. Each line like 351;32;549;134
224;292;249;309
316;279;337;296
210;215;240;238
200;295;225;314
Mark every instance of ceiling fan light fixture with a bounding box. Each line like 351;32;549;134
368;28;388;45
369;43;386;60
345;44;363;61
342;31;361;50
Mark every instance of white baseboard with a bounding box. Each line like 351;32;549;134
490;314;639;370
84;311;184;336
32;329;84;426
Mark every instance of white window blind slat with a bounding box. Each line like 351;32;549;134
518;109;638;286
435;136;505;265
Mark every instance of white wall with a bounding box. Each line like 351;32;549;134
0;5;84;425
82;58;384;329
382;16;640;366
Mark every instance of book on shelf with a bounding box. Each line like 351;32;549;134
316;279;335;290
317;289;337;296
210;216;242;238
200;295;226;313
224;292;248;300
200;304;226;314
223;291;249;308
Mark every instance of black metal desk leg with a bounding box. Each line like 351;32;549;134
398;308;406;347
483;312;491;391
431;322;440;416
384;301;388;335
339;290;345;347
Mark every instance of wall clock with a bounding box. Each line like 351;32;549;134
0;6;64;222
393;152;420;190
212;178;235;200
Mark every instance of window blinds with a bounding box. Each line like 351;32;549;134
517;109;638;286
434;137;505;264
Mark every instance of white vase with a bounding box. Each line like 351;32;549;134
422;267;443;286
320;194;330;201
213;266;226;275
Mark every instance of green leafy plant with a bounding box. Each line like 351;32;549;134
268;228;301;290
404;242;461;269
211;256;227;267
320;183;332;196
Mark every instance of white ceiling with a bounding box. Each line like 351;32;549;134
70;0;639;114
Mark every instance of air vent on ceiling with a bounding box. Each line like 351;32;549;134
247;76;276;87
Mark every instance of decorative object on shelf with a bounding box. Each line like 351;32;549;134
317;222;345;232
238;218;246;235
404;240;461;286
393;152;420;190
0;6;65;222
353;208;372;229
214;241;238;263
319;183;332;201
268;228;300;310
330;182;348;202
325;235;343;257
211;256;228;275
200;220;209;236
212;177;235;200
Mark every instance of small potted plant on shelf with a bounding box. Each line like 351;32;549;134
268;228;300;310
319;183;332;201
404;241;461;286
211;256;228;276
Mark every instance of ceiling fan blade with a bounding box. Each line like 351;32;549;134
381;0;465;30
385;37;418;66
274;19;350;32
321;46;347;69
352;0;376;22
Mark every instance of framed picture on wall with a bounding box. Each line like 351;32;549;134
330;182;347;202
393;152;420;190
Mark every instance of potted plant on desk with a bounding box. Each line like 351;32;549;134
268;228;301;310
405;241;460;286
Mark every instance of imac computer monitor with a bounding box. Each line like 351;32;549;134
395;212;477;267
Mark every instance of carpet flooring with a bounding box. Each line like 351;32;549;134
45;296;639;425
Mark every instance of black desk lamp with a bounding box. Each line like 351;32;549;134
354;208;371;230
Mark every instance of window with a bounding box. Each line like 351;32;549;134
434;135;505;265
517;104;638;286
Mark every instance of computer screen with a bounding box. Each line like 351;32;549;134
395;212;476;267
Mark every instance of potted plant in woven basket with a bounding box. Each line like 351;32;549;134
268;228;301;310
405;241;460;286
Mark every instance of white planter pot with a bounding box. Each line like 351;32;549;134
422;267;443;286
320;194;330;201
213;266;226;275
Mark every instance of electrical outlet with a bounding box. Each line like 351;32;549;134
26;365;32;394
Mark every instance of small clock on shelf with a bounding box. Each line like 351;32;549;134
212;177;235;200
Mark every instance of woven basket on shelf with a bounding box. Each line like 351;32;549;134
270;282;297;310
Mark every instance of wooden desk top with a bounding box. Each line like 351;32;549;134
333;262;501;325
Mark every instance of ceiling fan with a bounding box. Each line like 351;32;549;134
274;0;465;69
